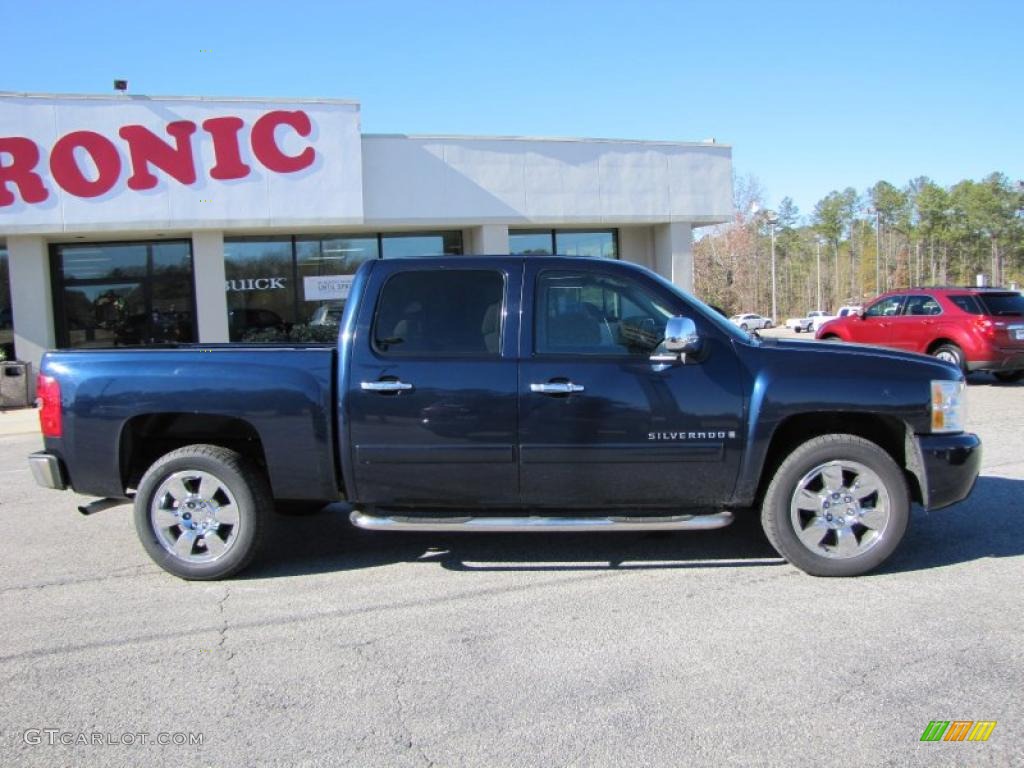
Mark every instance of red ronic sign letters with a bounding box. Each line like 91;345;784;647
0;109;317;207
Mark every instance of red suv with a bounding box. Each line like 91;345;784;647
815;287;1024;382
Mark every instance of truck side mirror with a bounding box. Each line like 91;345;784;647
663;316;701;355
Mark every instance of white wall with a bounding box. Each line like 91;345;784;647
192;231;229;342
618;226;656;271
362;135;733;226
653;222;694;292
467;224;509;255
7;235;54;369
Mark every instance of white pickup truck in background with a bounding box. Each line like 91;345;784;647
785;310;830;333
787;306;864;333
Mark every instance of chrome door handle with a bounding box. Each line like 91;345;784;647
530;382;585;394
361;380;413;392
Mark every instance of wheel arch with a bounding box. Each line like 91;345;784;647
119;413;269;495
754;412;923;508
925;337;961;355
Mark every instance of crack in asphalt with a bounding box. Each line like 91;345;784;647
354;639;435;767
0;564;154;594
0;570;627;665
214;584;241;729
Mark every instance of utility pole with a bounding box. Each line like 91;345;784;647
874;208;882;295
815;238;822;309
768;215;778;323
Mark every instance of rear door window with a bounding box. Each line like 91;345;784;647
372;270;504;356
902;295;942;316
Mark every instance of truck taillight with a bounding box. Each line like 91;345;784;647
37;375;62;438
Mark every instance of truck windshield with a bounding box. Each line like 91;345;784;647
977;292;1024;316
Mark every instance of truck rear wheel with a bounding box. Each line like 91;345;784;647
134;445;271;580
761;434;909;577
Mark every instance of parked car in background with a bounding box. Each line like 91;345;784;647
730;313;773;331
816;287;1024;382
228;308;287;340
309;302;346;326
798;303;864;333
786;310;829;333
806;305;863;334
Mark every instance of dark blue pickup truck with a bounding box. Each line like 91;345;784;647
29;257;981;579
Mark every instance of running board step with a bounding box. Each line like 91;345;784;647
349;510;733;532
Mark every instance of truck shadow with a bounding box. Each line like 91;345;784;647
881;475;1024;574
242;476;1023;579
244;509;785;579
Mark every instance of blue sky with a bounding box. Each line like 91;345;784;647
3;0;1021;219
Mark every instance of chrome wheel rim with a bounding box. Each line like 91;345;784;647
151;470;240;563
789;460;890;559
935;349;958;365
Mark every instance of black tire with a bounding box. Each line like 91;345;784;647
134;444;271;580
820;334;840;341
931;343;965;373
993;370;1023;383
761;434;910;577
740;323;749;331
793;327;802;333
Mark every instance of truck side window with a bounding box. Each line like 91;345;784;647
535;270;674;356
372;270;504;356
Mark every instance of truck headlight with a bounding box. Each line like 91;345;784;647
931;380;966;433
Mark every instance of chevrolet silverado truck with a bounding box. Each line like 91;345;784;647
29;257;981;580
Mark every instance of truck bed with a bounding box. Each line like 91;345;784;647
41;344;339;501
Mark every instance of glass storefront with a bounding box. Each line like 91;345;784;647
0;246;12;359
510;229;618;259
53;241;196;349
223;238;295;341
381;231;463;258
226;231;462;341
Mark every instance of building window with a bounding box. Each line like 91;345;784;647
296;236;379;328
508;231;554;256
223;238;294;341
52;241;196;349
0;246;12;359
225;231;463;341
510;229;618;259
381;231;463;258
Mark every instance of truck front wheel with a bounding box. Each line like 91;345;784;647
761;434;909;577
134;444;271;580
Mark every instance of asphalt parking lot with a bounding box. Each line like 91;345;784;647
1;375;1021;768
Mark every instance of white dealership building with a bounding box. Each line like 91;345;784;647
0;92;733;370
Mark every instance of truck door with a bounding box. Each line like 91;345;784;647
518;262;745;508
347;260;522;507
